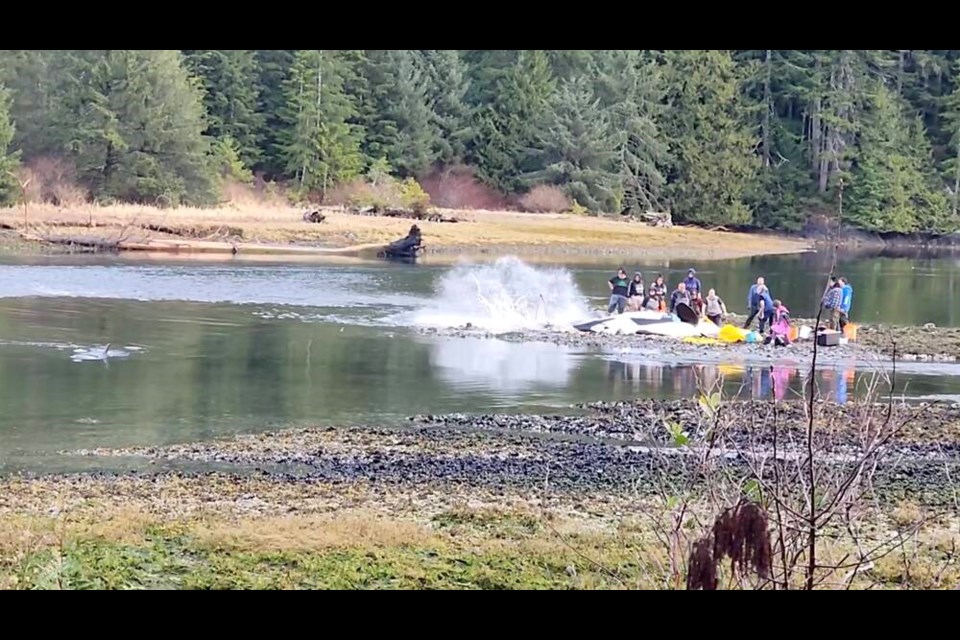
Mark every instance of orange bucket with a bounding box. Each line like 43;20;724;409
843;324;858;342
789;326;799;342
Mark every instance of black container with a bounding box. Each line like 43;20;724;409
817;331;841;347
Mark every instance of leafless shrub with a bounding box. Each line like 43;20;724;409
518;185;571;214
17;156;88;206
419;165;508;211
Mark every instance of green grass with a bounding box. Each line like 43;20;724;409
4;530;642;590
2;485;956;590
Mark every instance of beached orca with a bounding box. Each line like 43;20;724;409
574;304;720;339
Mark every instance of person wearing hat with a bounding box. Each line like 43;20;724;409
683;268;703;315
627;271;646;311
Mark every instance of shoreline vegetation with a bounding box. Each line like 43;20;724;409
2;399;958;590
4;50;960;242
0;203;813;261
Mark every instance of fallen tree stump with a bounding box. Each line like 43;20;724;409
302;210;326;224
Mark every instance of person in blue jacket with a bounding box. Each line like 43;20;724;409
838;277;853;331
744;277;774;332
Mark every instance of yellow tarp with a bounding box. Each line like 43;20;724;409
683;337;724;345
718;324;749;343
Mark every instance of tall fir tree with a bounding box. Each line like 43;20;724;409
278;49;364;194
526;75;616;212
254;50;296;178
54;50;216;205
0;83;21;205
470;49;556;193
941;61;960;221
355;50;437;177
848;82;948;233
0;50;70;159
419;50;473;167
183;50;264;169
592;50;668;214
661;50;758;226
736;50;814;230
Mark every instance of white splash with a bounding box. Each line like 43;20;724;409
408;257;592;333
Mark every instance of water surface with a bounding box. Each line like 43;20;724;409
2;249;959;469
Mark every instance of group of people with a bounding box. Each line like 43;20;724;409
607;267;728;325
607;268;856;348
743;277;792;346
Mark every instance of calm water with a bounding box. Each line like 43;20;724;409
2;249;960;469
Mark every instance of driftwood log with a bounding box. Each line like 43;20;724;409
347;205;459;224
33;235;121;253
640;210;673;228
377;224;424;260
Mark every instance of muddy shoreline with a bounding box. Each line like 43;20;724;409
4;398;958;589
13;399;948;509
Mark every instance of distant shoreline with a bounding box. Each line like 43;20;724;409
0;203;812;262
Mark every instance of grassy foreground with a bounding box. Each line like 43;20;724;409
0;202;810;261
0;470;956;590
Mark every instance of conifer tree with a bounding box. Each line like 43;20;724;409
278;49;363;194
419;49;473;166
254;50;296;177
942;62;960;220
183;50;264;169
661;49;758;225
0;84;21;205
592;50;668;214
470;49;556;193
354;50;437;177
528;75;617;212
849;82;947;233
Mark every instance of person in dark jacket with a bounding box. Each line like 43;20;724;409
669;281;691;314
608;268;630;314
683;268;703;315
744;277;774;332
627;272;645;311
644;274;667;311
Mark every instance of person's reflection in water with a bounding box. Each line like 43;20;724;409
606;360;623;386
645;363;664;390
771;366;792;401
759;367;772;399
674;366;699;398
696;364;720;396
835;368;854;404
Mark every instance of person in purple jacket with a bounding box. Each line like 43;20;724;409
683;269;703;315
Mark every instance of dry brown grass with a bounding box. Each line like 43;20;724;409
193;510;440;553
0;201;811;261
